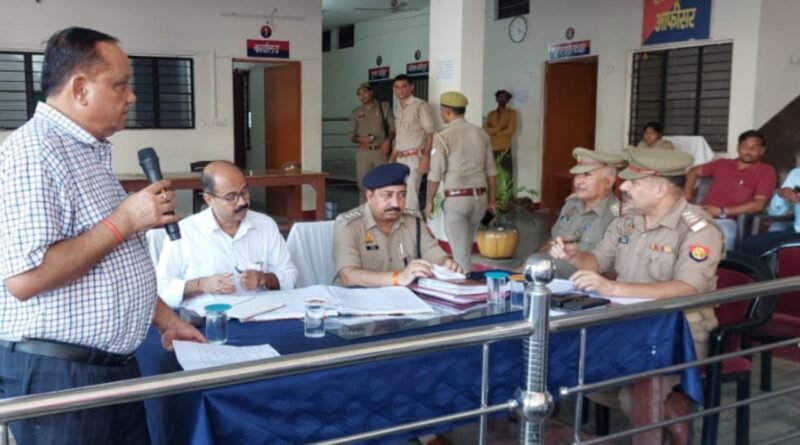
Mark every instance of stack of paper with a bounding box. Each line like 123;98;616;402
417;278;486;295
173;340;280;371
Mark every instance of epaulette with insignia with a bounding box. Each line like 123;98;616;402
336;208;364;225
681;209;708;232
402;208;422;218
609;202;620;216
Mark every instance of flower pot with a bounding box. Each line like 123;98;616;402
477;224;519;259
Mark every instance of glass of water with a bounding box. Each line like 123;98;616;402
485;271;509;307
205;303;231;344
304;299;326;338
509;274;526;310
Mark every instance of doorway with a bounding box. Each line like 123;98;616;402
540;57;598;220
232;60;302;217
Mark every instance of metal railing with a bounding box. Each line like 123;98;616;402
2;257;800;445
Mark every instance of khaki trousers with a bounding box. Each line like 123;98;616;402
443;194;487;272
396;155;422;210
588;307;718;416
356;149;387;203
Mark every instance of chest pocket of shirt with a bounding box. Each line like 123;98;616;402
361;246;386;272
647;251;676;282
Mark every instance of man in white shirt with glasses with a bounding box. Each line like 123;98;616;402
157;160;298;307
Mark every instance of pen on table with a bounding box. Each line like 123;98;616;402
234;266;242;273
399;243;409;267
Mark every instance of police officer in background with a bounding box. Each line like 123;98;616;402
550;147;722;444
425;92;497;272
540;147;623;278
350;82;395;202
334;163;463;287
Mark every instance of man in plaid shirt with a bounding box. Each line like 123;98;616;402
0;27;204;444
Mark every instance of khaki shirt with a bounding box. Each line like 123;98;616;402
483;107;517;151
394;96;435;151
551;194;620;252
428;118;497;189
636;139;674;150
592;198;722;293
349;101;395;147
333;203;448;281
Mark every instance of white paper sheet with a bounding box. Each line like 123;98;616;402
173;340;280;371
432;264;466;280
328;286;434;316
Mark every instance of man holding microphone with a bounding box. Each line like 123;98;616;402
0;27;204;444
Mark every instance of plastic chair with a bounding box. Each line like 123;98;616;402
285;221;336;287
190;161;212;213
751;237;800;392
701;251;776;445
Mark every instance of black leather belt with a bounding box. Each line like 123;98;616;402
0;339;135;367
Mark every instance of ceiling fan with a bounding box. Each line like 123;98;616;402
355;0;420;14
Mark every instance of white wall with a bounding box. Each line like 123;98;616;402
482;0;763;194
754;0;800;128
0;0;322;212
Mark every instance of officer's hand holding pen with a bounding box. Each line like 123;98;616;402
398;259;434;286
549;236;578;261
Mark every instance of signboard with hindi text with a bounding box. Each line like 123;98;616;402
642;0;711;45
548;40;591;61
246;39;290;59
406;60;429;76
368;66;391;81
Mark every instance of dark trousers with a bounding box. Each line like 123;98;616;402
0;346;150;445
493;148;513;178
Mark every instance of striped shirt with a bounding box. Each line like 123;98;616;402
0;103;156;354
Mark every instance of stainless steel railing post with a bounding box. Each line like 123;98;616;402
0;422;8;445
515;254;556;445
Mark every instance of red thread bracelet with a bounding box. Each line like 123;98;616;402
101;219;124;244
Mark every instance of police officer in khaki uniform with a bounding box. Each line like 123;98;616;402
334;163;463;287
542;147;623;278
424;92;497;272
551;147;722;445
350;82;395;202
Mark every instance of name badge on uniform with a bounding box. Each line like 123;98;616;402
366;245;380;251
364;231;378;250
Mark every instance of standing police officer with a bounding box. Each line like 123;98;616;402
425;92;497;272
350;82;395;202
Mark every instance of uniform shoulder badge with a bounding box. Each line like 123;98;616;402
402;208;422;219
681;208;709;232
689;244;710;262
609;202;620;216
336;208;364;225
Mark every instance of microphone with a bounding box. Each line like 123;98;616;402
137;147;181;241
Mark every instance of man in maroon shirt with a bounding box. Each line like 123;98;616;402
683;130;776;250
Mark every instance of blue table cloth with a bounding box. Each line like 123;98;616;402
136;310;701;445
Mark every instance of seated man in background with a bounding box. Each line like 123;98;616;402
741;166;800;254
551;148;722;444
539;147;623;278
334;163;462;287
683;129;777;251
157;161;297;307
636;121;674;150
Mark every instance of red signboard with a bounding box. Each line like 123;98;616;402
406;60;429;76
246;39;290;59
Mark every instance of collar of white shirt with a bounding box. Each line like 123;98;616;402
197;207;256;240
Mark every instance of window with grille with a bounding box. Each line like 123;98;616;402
629;43;732;152
0;52;43;130
0;52;194;130
128;56;194;129
496;0;530;20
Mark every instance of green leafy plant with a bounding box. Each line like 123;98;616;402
492;151;538;225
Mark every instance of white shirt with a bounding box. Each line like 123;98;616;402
157;208;298;307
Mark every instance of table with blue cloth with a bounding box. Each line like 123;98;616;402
136;309;702;445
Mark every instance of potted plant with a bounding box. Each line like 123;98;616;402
476;151;539;259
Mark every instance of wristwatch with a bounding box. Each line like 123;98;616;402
719;207;727;219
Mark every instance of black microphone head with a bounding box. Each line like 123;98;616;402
137;147;158;164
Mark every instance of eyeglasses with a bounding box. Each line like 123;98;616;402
206;187;251;203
